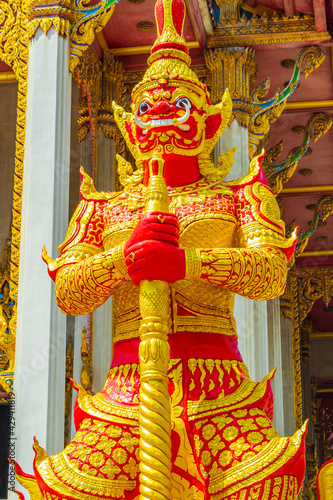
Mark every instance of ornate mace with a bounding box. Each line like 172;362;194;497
138;153;172;500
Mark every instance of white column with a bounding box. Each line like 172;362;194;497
91;131;115;393
214;119;249;182
70;314;87;439
216;120;285;434
92;300;113;394
14;27;71;480
280;314;295;436
267;299;284;435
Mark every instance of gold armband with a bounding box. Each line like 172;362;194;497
184;248;202;279
112;243;128;278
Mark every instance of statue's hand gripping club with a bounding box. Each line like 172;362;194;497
132;155;174;500
124;211;186;285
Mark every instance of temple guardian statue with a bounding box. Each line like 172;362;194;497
14;0;307;498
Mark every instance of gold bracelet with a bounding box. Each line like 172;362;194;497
184;248;202;279
112;242;128;278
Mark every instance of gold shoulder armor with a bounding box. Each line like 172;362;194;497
224;151;266;188
79;166;121;202
237;179;297;258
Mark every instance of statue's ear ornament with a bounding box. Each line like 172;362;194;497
203;89;233;157
117;155;144;187
112;101;139;160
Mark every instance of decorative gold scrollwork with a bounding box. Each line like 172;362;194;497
0;1;28;389
263;113;332;195
281;267;333;429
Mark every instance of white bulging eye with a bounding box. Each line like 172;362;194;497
139;101;151;115
175;97;192;109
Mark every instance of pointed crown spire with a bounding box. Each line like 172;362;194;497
132;0;208;104
151;0;188;56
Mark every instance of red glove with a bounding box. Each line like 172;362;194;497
125;240;186;286
124;212;180;253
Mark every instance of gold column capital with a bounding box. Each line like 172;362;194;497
28;0;72;38
205;47;257;127
28;0;119;73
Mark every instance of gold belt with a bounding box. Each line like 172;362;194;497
114;313;237;342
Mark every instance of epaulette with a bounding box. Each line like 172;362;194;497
79;167;122;203
223;151;268;189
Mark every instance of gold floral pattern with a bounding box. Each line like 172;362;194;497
100;459;121;479
223;426;239;441
89;452;105;467
123;458;140;479
208;435;225;456
202;424;216;441
219;450;233;467
247;432;264;444
113;448;128;464
201;450;212;466
230;438;250;457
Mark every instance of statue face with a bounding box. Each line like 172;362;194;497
113;87;232;166
129;86;208;158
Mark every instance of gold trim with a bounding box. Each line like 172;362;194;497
187;370;275;419
316;388;333;393
298;250;333;257
185;248;202;279
96;31;109;52
209;425;306;497
285;100;333;110
112;243;128;278
78;391;139;424
310;331;333;339
281;185;333;193
108;41;199;56
207;31;330;48
37;452;136;499
0;0;29;383
0;71;16;83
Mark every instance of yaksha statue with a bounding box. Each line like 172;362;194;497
15;0;307;498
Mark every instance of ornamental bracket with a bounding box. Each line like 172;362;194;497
248;45;325;158
262;112;332;195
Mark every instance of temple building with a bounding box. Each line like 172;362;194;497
0;0;333;497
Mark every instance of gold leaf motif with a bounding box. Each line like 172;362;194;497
201;450;212;466
208;435;225;456
256;417;271;428
118;432;139;453
123;457;140;479
99;458;121;479
96;435;116;455
106;425;123;438
84;432;99;446
230;437;251;457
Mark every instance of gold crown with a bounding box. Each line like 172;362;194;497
132;0;207;103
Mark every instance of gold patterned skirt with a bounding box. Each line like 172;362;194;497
23;331;307;500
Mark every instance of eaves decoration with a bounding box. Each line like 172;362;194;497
207;10;330;47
